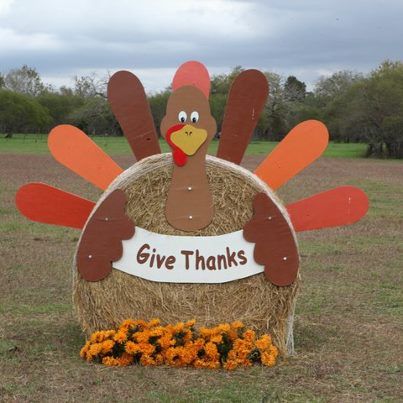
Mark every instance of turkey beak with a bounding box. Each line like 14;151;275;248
168;124;207;156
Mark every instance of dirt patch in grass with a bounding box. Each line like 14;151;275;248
0;153;402;401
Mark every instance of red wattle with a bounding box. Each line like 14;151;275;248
165;124;187;167
173;149;187;166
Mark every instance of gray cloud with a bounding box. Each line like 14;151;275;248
0;0;402;91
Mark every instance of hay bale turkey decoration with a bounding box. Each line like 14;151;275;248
16;61;369;355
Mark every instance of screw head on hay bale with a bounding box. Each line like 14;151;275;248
73;154;300;356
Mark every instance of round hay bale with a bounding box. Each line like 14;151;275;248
73;154;300;355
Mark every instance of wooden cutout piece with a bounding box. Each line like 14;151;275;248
243;193;299;286
172;61;210;98
217;70;269;165
160;86;217;231
76;189;135;282
15;183;95;229
255;120;329;190
48;124;123;190
108;71;161;161
287;186;369;232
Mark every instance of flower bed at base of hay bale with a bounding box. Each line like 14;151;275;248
73;154;300;356
80;318;279;369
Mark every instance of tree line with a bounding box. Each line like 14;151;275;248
1;61;402;158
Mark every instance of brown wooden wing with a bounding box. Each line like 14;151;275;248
108;71;161;161
217;70;268;164
243;193;299;286
76;189;135;282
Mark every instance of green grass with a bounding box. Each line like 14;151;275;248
0;133;368;158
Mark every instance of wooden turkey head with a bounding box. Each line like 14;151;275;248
160;62;217;231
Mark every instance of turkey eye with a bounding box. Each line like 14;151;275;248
190;111;199;123
178;111;187;123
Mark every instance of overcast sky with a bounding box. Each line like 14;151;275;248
0;0;402;92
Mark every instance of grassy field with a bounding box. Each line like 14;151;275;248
0;144;402;401
0;133;368;158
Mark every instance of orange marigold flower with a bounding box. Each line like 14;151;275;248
80;341;91;359
217;323;230;333
90;331;105;343
101;340;115;354
210;334;223;344
119;352;134;366
88;343;103;357
138;342;155;356
223;359;239;370
185;319;196;328
125;341;140;355
81;318;279;370
261;351;276;367
269;345;279;358
120;319;136;329
140;354;156;366
147;318;160;328
158;334;175;350
243;329;256;343
114;330;127;343
135;330;151;344
102;356;121;366
231;321;244;329
200;327;211;338
149;327;164;338
204;342;219;360
255;335;272;351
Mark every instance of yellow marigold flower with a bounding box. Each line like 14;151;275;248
101;340;115;354
261;351;276;367
114;330;127;343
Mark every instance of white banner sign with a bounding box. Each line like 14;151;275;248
113;227;264;283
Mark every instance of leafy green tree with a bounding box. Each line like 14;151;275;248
67;96;119;135
0;90;52;137
339;61;403;158
284;75;306;102
37;92;85;127
4;65;46;96
148;90;170;136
